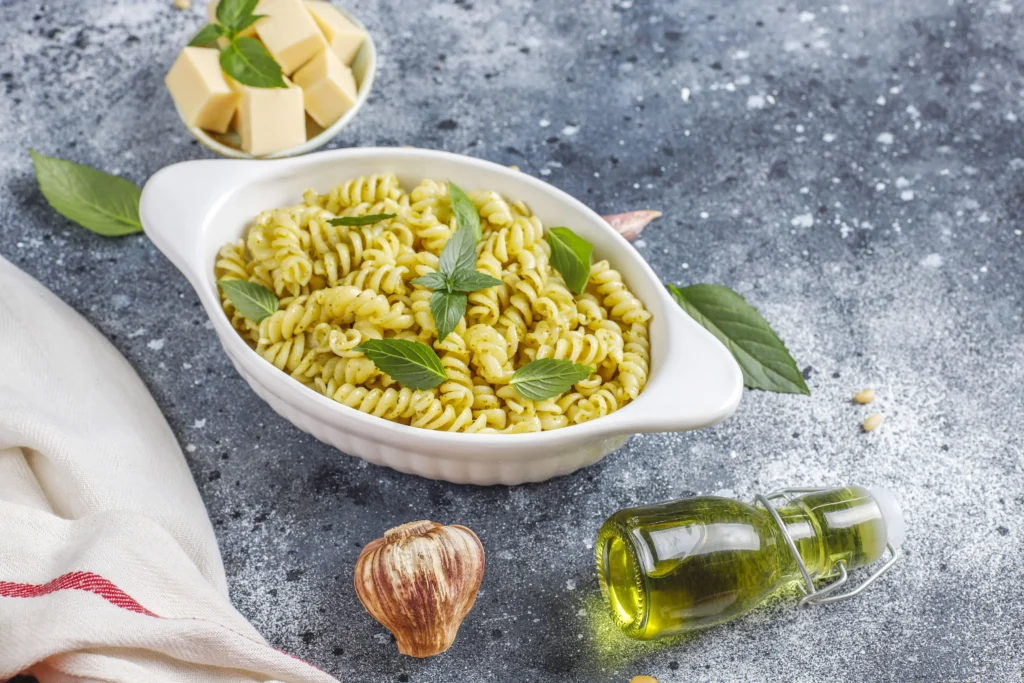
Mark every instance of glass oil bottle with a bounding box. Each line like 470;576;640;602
595;486;903;639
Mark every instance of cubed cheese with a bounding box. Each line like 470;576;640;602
305;1;366;65
233;78;306;155
292;48;358;128
253;0;327;74
165;47;239;134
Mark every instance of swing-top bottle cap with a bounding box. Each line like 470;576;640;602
867;486;905;549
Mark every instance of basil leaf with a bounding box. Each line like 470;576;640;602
234;12;266;33
218;279;279;322
327;213;396;227
510;358;594;401
437;224;478;277
448;181;482;241
29;149;142;237
668;284;810;395
354;339;447;390
430;290;467;342
188;23;224;47
220;36;286;88
411;272;448;291
448;270;503;293
216;0;259;32
547;227;593;295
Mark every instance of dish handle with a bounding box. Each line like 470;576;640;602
139;159;261;281
608;299;745;435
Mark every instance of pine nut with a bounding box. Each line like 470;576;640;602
630;677;658;683
863;414;884;432
853;388;875;404
172;0;191;8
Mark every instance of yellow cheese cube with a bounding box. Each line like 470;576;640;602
292;48;358;128
234;78;306;155
253;0;327;74
165;47;239;134
305;1;366;65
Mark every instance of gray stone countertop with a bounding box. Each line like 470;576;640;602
2;0;1022;681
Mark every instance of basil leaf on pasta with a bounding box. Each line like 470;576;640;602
328;213;396;226
438;223;478;277
29;149;143;237
448;270;503;293
411;272;448;291
511;358;595;401
220;36;286;88
189;23;224;47
548;227;593;294
354;339;448;390
431;290;467;342
217;280;279;322
668;283;809;395
448;181;482;241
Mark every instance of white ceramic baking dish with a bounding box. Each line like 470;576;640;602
139;148;743;485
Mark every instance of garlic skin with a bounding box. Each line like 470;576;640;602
602;210;663;241
354;520;485;658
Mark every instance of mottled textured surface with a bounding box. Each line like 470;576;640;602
2;0;1022;680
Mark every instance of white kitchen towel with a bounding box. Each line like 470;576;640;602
0;255;338;683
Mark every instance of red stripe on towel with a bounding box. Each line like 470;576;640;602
0;570;158;617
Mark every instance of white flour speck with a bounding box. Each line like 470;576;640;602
562;124;580;136
747;94;766;109
875;182;887;192
920;253;943;268
193;419;207;429
877;132;894;145
539;119;550;128
823;133;836;142
566;579;577;591
791;213;814;228
700;211;709;219
876;96;887;106
148;338;166;351
799;11;815;22
900;190;915;201
128;328;146;339
733;50;750;60
895;177;911;188
185;444;196;453
680;87;690;102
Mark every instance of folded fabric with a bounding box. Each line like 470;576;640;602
0;255;338;683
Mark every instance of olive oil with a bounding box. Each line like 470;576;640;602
595;486;901;639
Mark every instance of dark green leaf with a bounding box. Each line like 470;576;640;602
448;181;482;241
448;270;504;293
668;283;810;395
234;12;266;33
216;0;259;31
354;339;447;390
547;227;593;294
327;213;396;227
430;290;467;342
188;23;224;47
218;280;279;322
411;272;448;291
29;149;142;236
437;223;478;277
220;36;286;88
510;358;594;401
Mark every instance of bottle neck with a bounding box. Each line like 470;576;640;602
773;487;889;579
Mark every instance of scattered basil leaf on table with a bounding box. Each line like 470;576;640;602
328;213;396;227
547;226;593;294
215;0;260;33
220;36;286;88
217;280;279;322
29;149;143;237
188;23;225;47
447;270;504;293
430;290;468;343
355;339;448;390
448;182;482;241
667;283;810;395
510;358;595;401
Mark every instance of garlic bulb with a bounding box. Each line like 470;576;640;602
354;520;485;658
603;210;663;241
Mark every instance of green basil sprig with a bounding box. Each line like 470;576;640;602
354;339;448;390
510;358;594;401
328;213;396;227
29;150;143;236
448;181;482;241
548;226;593;294
668;284;809;395
189;0;284;89
411;220;503;343
218;280;279;321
